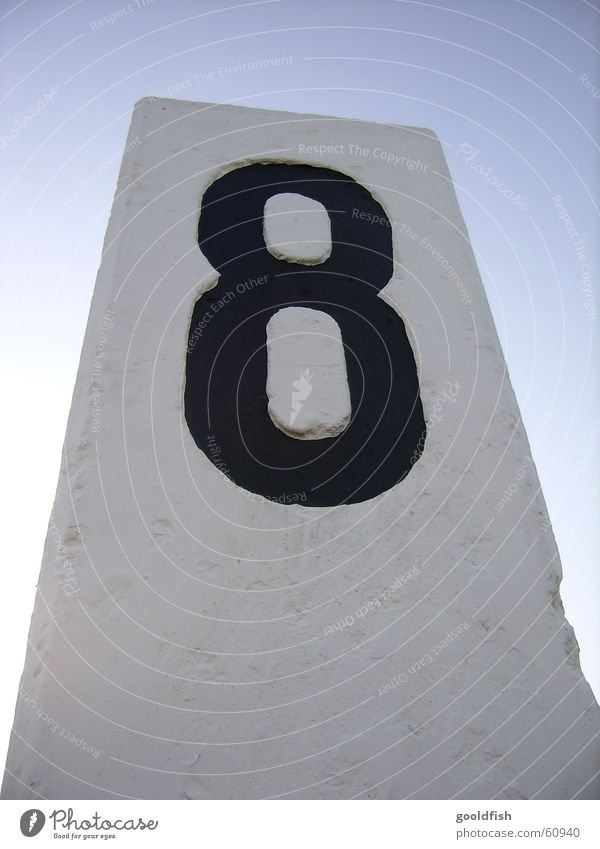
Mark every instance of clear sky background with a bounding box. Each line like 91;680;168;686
0;0;598;773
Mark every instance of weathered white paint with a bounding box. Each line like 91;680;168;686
2;98;599;801
266;307;351;439
263;192;331;264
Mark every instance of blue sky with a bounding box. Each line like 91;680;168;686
1;0;598;765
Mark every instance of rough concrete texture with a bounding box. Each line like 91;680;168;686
2;98;599;800
264;192;332;264
266;307;351;440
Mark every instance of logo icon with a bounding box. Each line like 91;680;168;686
290;369;313;425
20;809;45;837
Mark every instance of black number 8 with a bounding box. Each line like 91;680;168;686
185;162;425;506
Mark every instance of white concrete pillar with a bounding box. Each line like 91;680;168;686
2;98;598;800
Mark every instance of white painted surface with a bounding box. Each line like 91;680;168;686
266;307;351;439
263;192;331;264
2;98;599;801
